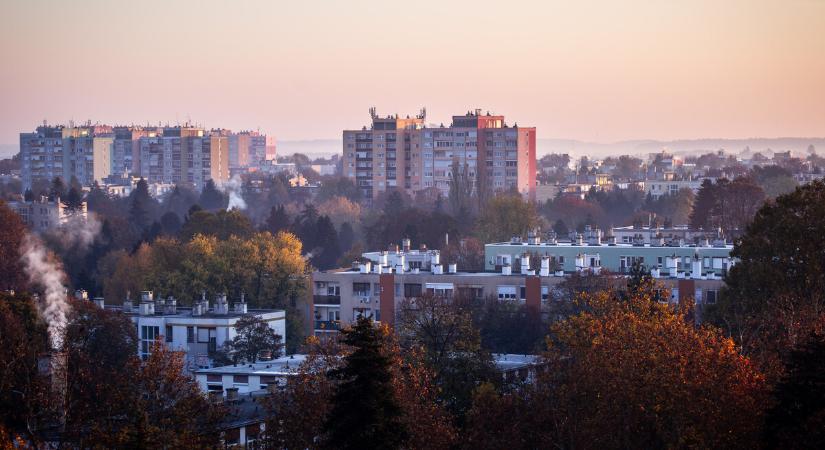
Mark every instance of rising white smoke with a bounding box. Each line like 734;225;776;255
21;235;70;350
47;213;102;250
223;174;247;210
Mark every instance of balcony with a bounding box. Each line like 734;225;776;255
314;320;341;331
313;295;341;305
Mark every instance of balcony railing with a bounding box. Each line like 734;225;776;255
313;295;341;305
314;320;341;331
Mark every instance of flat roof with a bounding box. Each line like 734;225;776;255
196;355;308;376
107;306;285;319
486;241;733;250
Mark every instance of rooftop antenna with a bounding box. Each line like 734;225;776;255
369;106;377;119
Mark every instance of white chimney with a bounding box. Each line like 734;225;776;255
122;292;133;312
666;255;678;278
432;264;443;275
539;258;550;276
402;238;411;252
520;254;530;275
234;292;248;314
93;297;105;309
576;234;584;246
431;251;440;266
448;263;457;274
691;258;702;279
360;261;371;274
379;251;388;266
502;264;512;276
216;293;229;315
651;267;660;278
374;264;383;274
575;254;586;272
165;296;177;315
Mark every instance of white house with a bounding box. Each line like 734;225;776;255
195;354;308;394
111;291;286;372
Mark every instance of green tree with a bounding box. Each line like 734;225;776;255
397;294;497;417
689;178;718;230
179;209;254;241
0;200;27;291
708;180;825;378
225;315;284;364
323;318;407;449
264;204;291;234
476;194;540;243
448;161;475;217
198;179;227;211
764;332;825;448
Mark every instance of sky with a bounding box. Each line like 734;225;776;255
1;0;824;148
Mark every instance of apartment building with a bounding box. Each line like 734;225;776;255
484;230;734;275
229;131;268;169
311;239;728;336
136;126;230;189
106;291;286;371
8;196;87;232
343;109;536;202
20;125;113;189
112;126;157;178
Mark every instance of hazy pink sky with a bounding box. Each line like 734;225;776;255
1;0;823;145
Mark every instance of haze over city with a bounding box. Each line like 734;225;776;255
1;0;824;156
3;1;825;448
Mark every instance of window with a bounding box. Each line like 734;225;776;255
187;326;194;343
140;325;160;358
353;283;371;297
497;286;518;300
165;325;173;343
705;290;718;304
233;375;249;384
404;283;422;298
207;374;222;382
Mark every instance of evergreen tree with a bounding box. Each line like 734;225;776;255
264;205;291;234
64;186;84;211
23;188;33;201
159;211;182;236
764;332;825;448
49;176;66;200
198;179;227;211
689;178;718;230
129;178;152;232
323;317;407;449
338;222;355;253
552;218;569;237
313;215;340;270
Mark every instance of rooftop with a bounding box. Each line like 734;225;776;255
196;355;308;376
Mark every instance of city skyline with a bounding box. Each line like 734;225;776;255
1;0;824;147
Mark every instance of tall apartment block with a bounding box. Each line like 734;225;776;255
137;126;229;190
229;131;268;170
20;124;114;190
343;108;536;202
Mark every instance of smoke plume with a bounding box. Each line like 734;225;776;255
223;174;247;210
46;214;102;250
21;235;70;349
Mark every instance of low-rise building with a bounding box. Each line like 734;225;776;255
107;291;286;371
195;354;307;394
311;238;730;336
9;196;87;232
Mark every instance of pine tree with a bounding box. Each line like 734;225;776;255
764;332;825;448
198;179;226;211
129;178;152;232
64;186;84;211
313;215;341;270
689;178;718;230
323;318;407;449
338;222;355;253
49;176;66;200
265;205;291;234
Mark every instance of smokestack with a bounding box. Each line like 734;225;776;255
234;292;247;314
139;291;155;316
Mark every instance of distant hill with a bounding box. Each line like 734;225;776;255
538;138;825;159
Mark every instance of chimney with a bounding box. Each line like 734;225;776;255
502;264;512;276
432;264;443;275
123;292;133;312
666;255;678;278
165;296;177;315
139;290;155;316
520;254;530;275
215;293;229;315
448;263;457;274
576;234;584;246
93;297;105;309
74;289;88;300
234;292;248;314
402;238;411;252
691;255;702;279
540;256;550;277
575;254;586;273
226;387;239;403
430;251;440;266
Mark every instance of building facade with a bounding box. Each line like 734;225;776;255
8;196;87;232
20;125;113;189
311;239;729;336
109;291;286;371
343;109;536;202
